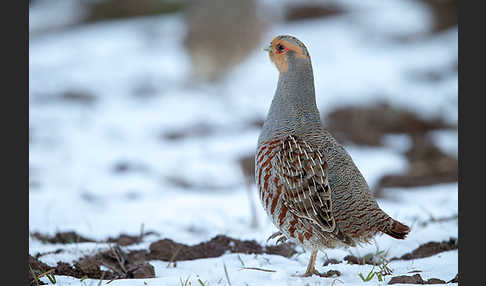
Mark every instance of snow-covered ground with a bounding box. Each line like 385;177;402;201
29;0;457;285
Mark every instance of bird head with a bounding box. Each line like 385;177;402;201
264;35;311;73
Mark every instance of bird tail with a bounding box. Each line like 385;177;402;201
384;218;410;240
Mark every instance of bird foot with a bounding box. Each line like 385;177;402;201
266;231;288;244
292;269;321;277
292;269;341;278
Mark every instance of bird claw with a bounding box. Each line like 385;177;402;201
293;269;341;278
267;231;281;242
292;269;320;277
266;231;288;244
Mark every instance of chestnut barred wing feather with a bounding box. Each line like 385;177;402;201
273;135;336;233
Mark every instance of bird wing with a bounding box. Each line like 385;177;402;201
273;135;336;233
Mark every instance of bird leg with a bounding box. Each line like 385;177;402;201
299;250;319;277
297;251;342;278
304;250;319;276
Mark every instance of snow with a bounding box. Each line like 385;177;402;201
29;0;457;285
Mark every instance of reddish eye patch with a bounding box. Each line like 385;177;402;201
275;43;289;54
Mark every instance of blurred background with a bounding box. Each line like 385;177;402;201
29;0;457;245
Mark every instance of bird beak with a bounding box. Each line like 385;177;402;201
263;44;272;52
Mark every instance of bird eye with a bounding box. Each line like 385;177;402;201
276;44;284;51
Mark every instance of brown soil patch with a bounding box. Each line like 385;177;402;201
29;254;117;284
344;254;379;266
418;0;458;34
318;269;341;278
84;0;185;23
448;273;458;283
29;246;155;284
284;3;346;22
30;235;457;283
324;102;454;147
32;230;157;246
375;134;457;195
107;232;157;246
61;90;98;105
30;234;297;283
29;255;50;285
391;237;458;261
161;122;214;141
149;235;296;261
325;102;457;195
388;273;446;284
85;246;154;279
31;232;96;244
323;258;340;266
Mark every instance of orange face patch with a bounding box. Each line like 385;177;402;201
268;37;308;73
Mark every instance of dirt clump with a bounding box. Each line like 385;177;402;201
149;235;297;261
32;230;156;247
417;0;458;34
84;0;185;24
284;3;346;22
107;232;157;246
90;246;154;279
323;102;457;195
29;254;117;282
31;231;96;244
29;255;50;285
323;258;341;266
448;273;458;283
61;90;98;105
324;102;453;147
392;238;458;261
375;134;457;195
30;234;298;282
344;255;376;265
30;247;155;282
388;273;446;284
318;269;341;278
162;122;214;141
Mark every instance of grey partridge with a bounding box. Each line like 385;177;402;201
255;35;410;277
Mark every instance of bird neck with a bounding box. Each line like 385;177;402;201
259;64;323;144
